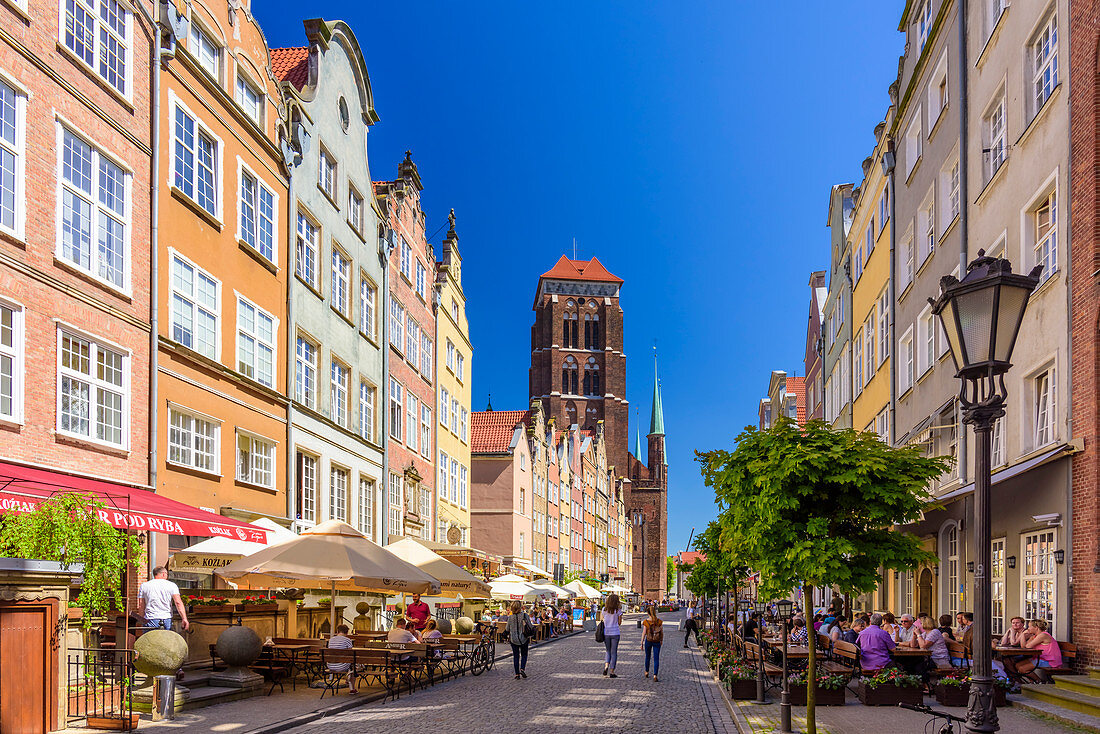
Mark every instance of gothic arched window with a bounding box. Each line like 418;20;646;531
584;313;601;350
563;310;578;349
562;356;579;395
583;357;600;396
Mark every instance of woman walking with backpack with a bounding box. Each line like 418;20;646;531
642;606;664;682
601;594;624;678
507;600;534;679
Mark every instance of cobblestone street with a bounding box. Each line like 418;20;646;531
280;613;737;734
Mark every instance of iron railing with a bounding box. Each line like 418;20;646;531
67;647;134;725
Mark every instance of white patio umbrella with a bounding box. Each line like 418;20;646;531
530;580;575;599
170;518;298;572
489;579;554;603
564;579;603;600
601;583;632;595
385;537;492;599
216;520;442;634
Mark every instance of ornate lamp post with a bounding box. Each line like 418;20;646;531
753;600;770;704
775;598;796;733
930;251;1041;734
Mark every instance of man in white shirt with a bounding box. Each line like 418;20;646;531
684;604;699;647
137;566;189;631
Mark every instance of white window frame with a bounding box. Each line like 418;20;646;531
56;326;129;449
169;250;219;359
420;404;431;459
330;359;349;428
1030;13;1059;117
294;334;318;409
943;156;960;229
0;79;26;240
358;476;375;541
389;377;403;441
916;0;932;52
359;380;375;443
235;295;276;388
406;317;419;371
406;394;418;452
318;145;337;201
415;260;427;300
1025;181;1058;284
60;0;133;97
348;185;364;235
991;537;1006;635
928;52;949;125
942;522;959;617
1021;529;1057;635
439;386;449;428
984;89;1007;183
56;124;132;292
1032;365;1056;449
298;451;317;523
188;18;221;81
420;333;432;380
330;244;351;317
0;299;23;423
991;416;1006;467
899;326;915;393
360;275;377;341
877;290;889;366
236;158;277;264
236;429;275;489
905;109;923;177
917;306;935;377
295;211;320;288
390;297;404;352
329;464;348;522
235;71;264;126
400;237;412;280
170;95;223;220
167;404;219;473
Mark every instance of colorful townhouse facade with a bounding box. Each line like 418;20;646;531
155;0;290;568
822;184;854;429
273;19;385;540
434;210;471;546
376;153;436;542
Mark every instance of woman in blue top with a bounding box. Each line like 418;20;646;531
601;594;624;678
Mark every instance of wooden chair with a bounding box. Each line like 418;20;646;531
249;647;290;695
744;641;782;686
946;639;970;670
816;633;832;659
829;640;862;681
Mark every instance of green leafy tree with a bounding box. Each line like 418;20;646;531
697;419;949;733
683;520;748;623
666;555;676;594
0;492;142;626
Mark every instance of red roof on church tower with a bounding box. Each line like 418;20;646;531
539;256;623;284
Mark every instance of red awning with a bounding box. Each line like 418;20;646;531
0;460;268;542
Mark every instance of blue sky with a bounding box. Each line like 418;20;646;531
256;1;905;556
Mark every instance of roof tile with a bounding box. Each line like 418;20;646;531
271;47;309;90
471;410;528;454
540;255;623;284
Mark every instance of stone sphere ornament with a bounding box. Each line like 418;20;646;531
216;625;262;667
436;617;453;634
455;616;474;634
355;601;370;615
133;630;188;677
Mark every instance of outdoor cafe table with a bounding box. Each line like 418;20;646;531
890;646;931;674
993;647;1042;657
268;643;316;691
778;646;810;660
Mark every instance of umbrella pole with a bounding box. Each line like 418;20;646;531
329;580;336;636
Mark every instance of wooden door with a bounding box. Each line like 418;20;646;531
918;569;933;618
0;602;58;734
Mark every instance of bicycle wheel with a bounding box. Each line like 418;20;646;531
486;639;496;669
470;646;488;676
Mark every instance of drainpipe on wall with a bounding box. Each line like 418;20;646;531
285;144;296;528
883;140;897;445
380;221;392;544
957;0;970;486
136;0;162;567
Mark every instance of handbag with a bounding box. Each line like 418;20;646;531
523;614;536;639
595;620;605;643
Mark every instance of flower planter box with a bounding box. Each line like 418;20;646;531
67;607;84;621
788;683;847;706
728;678;757;699
856;680;924;706
934;683;1008;708
85;713;139;730
190;605;233;615
235;603;278;613
68;686;122;718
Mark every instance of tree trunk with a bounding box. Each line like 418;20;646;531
806;583;817;734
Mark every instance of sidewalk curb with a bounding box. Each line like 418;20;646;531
240;630;583;734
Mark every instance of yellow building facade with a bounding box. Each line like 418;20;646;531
849;118;894;612
435;213;472;545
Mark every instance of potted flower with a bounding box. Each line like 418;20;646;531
316;597;332;608
856;668;924;706
85;676;139;730
787;670;849;706
67;600;84;622
724;661;759;699
187;595;232;614
935;672;1010;707
235;595;278;613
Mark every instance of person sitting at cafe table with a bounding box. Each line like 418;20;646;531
842;617;864;645
952;612;973;666
789;617;809;645
913;614;952;670
388;617;419;644
326;624;357;694
895;614;918;646
856;613;896;673
741;612;759;643
1014;619;1062;682
880;612;899;639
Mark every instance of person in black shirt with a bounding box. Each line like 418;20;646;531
741;612;760;642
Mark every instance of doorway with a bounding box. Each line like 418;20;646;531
0;601;59;733
917;568;933;618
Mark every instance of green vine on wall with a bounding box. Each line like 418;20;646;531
0;492;141;626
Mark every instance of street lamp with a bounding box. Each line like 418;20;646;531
931;250;1041;734
753;600;770;705
632;510;646;601
775;599;796;733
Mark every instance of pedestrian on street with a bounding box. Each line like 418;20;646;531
601;593;624;678
642;606;664;682
137;566;189;632
506;600;533;680
683;603;699;647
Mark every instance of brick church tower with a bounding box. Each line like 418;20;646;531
530;256;668;599
529;256;629;473
626;366;668;600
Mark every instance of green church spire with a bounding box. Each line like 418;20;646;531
649;357;665;437
634;429;644;459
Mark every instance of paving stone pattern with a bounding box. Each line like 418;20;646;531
280;612;737;734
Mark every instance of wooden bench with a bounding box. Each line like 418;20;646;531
744;642;782;680
1038;641;1077;678
317;648;395;701
826;640;860;679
